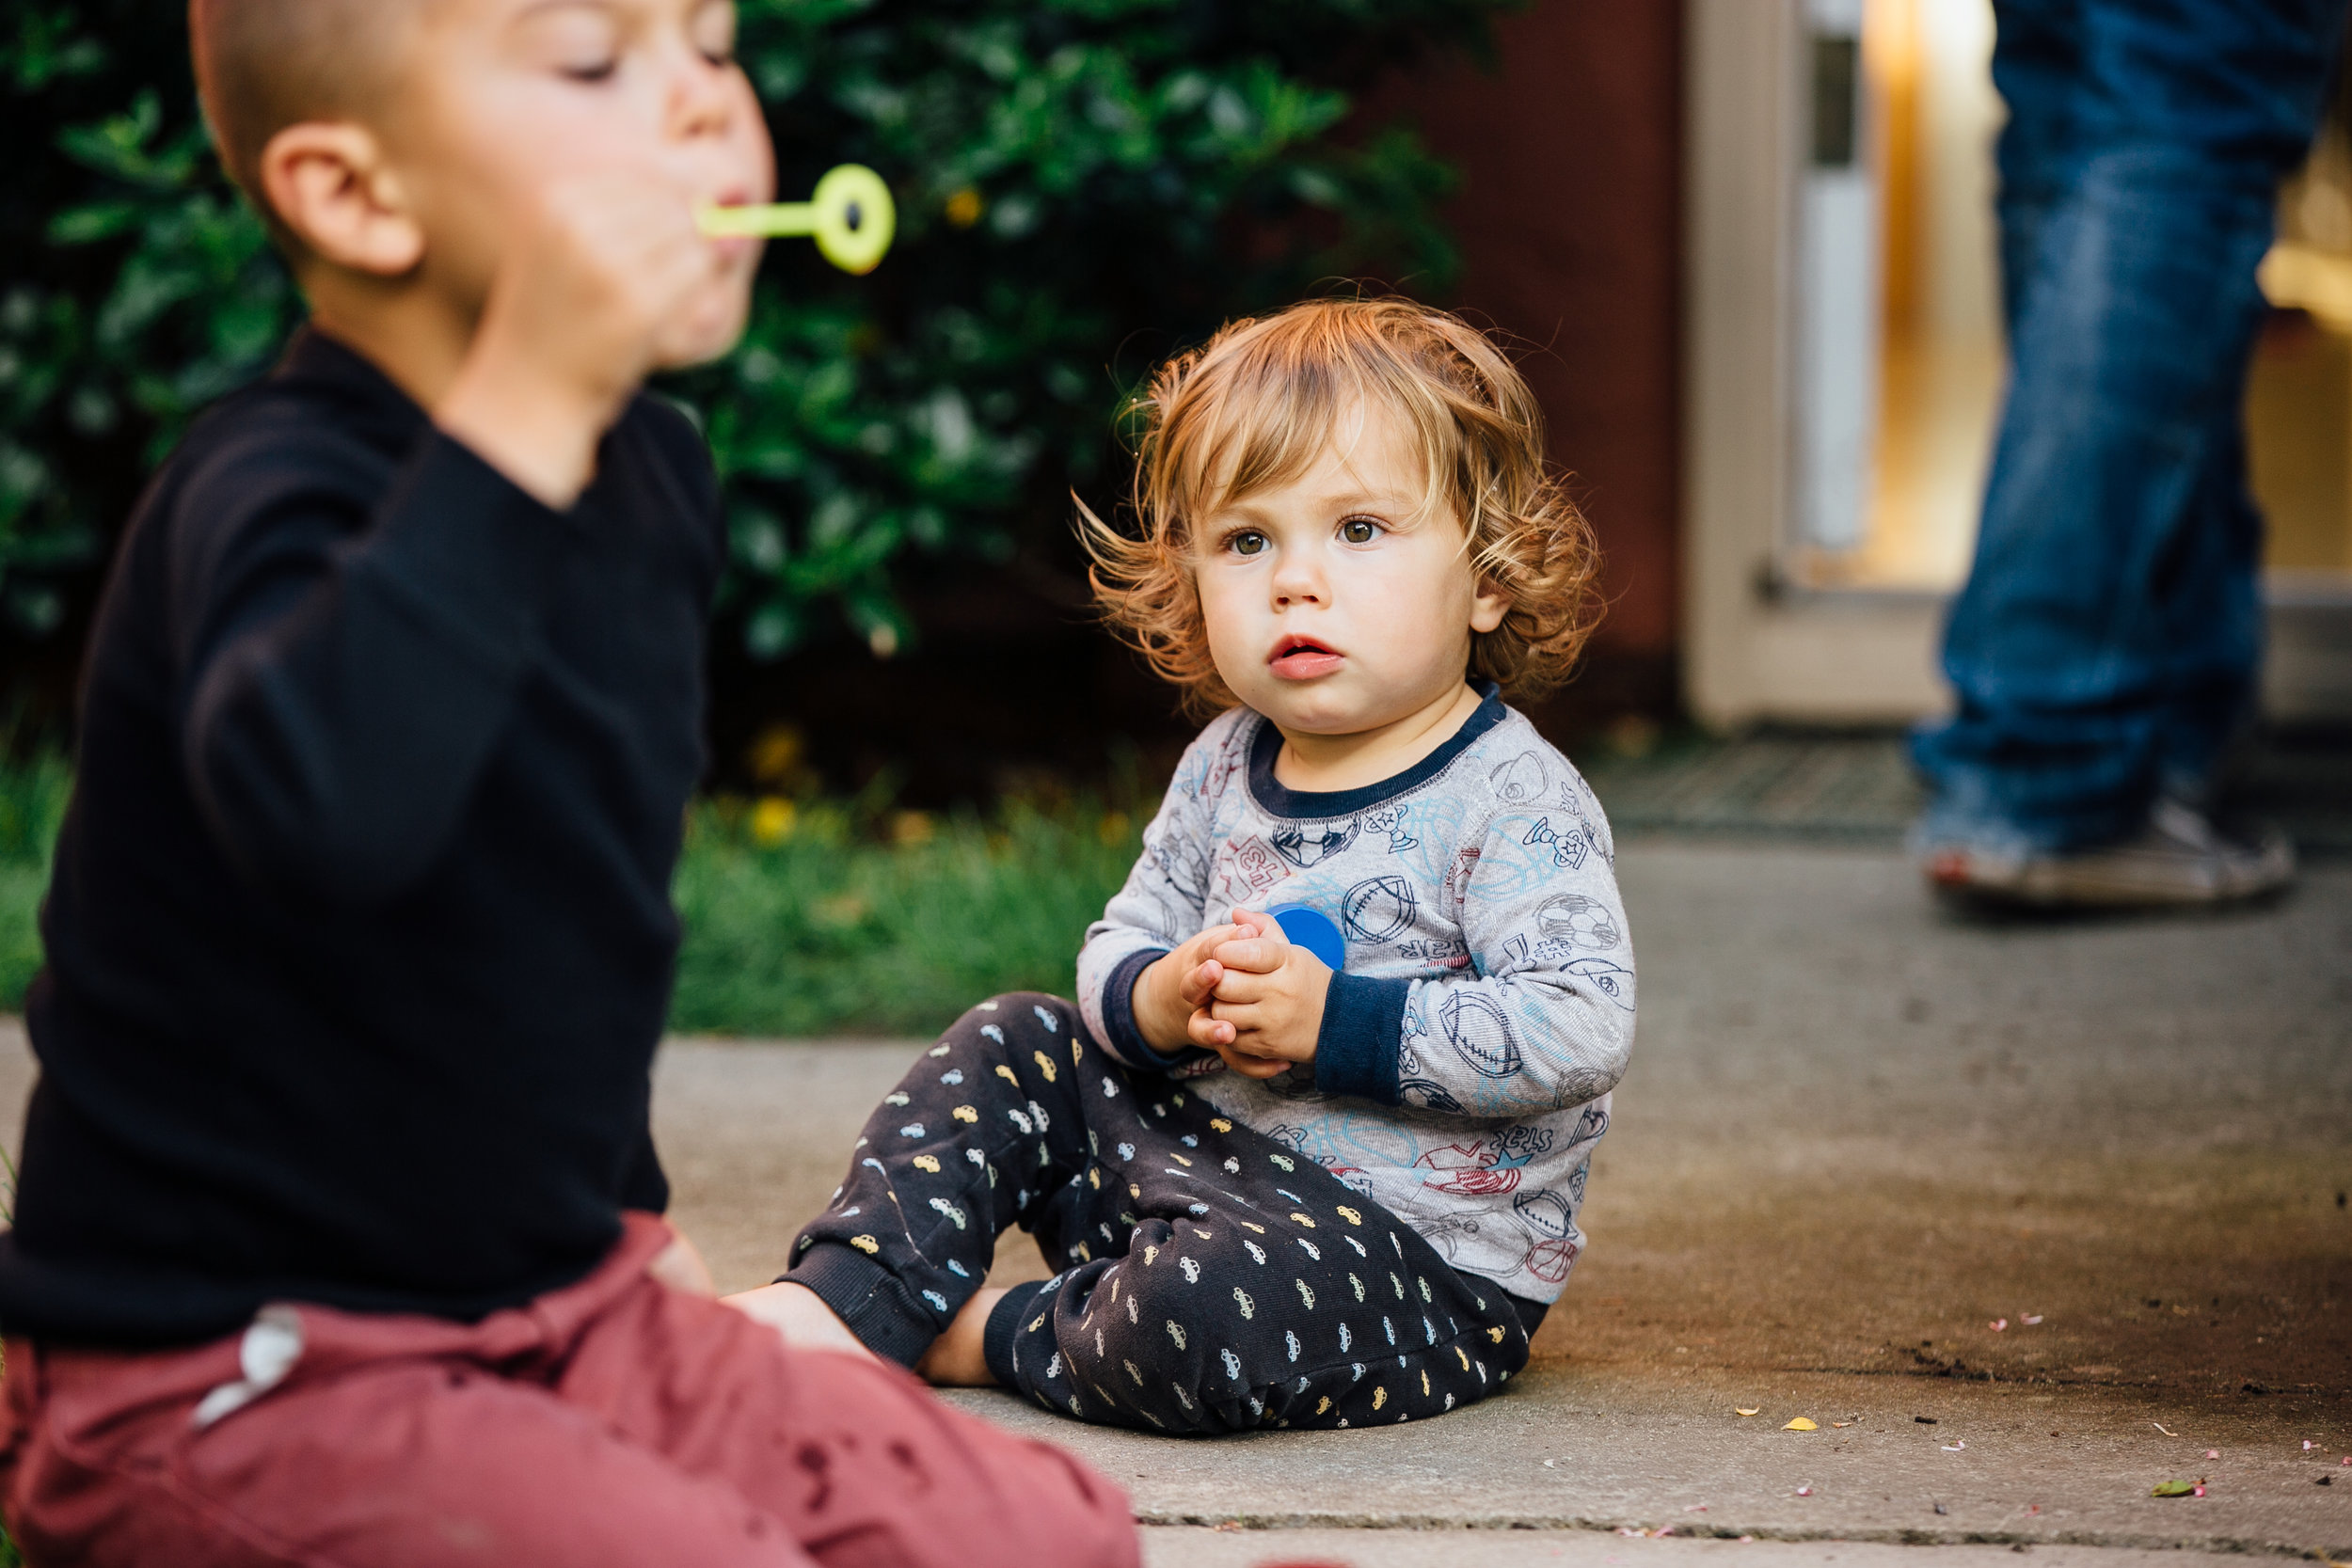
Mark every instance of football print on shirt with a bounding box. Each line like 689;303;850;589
1438;990;1522;1078
1342;876;1418;942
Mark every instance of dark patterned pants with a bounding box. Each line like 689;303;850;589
787;993;1543;1435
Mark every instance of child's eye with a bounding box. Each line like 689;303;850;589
523;9;622;80
1228;531;1269;558
1340;518;1383;545
691;1;739;65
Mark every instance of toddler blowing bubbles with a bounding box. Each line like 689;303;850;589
737;298;1637;1433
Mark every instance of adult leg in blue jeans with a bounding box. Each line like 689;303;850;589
1912;0;2344;906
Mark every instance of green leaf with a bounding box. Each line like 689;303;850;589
3;8;107;91
45;200;142;245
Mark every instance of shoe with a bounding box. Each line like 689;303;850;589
1920;798;2295;908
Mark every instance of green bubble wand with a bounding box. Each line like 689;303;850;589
698;164;896;275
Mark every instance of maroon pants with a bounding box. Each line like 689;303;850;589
0;1215;1136;1568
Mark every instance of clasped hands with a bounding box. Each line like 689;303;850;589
1134;908;1328;1079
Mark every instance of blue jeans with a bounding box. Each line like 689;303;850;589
1911;0;2345;852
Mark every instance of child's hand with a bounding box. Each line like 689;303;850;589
1132;922;1242;1057
437;170;740;508
1192;907;1327;1078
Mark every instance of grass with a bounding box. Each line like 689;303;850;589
670;791;1140;1036
0;758;1141;1038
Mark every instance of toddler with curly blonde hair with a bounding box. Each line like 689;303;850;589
750;296;1636;1436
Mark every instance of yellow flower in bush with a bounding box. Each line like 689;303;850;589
750;796;797;847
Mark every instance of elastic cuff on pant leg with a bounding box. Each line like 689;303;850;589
983;1279;1053;1389
783;1243;942;1369
1503;1291;1550;1340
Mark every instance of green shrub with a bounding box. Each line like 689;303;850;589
0;748;67;1007
2;0;1507;662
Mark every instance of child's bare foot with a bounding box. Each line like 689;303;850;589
914;1287;1006;1386
723;1281;879;1360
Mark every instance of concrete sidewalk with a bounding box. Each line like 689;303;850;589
649;842;2351;1564
1;842;2344;1564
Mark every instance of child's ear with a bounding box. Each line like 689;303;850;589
1470;577;1511;635
258;122;423;277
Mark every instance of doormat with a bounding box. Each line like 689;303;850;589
1577;727;2352;859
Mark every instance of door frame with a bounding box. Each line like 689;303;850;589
1680;0;2352;729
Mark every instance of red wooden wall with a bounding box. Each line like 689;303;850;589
1375;0;1686;714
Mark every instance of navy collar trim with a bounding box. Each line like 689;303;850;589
1246;683;1506;819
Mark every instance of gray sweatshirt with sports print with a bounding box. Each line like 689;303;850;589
1075;689;1635;1302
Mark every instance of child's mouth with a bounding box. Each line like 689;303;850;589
702;187;761;261
1268;635;1343;680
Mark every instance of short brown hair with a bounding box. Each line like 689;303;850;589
1079;296;1602;719
190;0;415;214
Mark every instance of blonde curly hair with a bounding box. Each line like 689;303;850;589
1078;296;1602;719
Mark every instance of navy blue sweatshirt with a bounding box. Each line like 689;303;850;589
0;329;721;1344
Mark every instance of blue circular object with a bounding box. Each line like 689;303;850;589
1265;903;1347;971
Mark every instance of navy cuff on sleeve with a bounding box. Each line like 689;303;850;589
1312;972;1410;1104
1102;946;1194;1069
782;1242;943;1369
